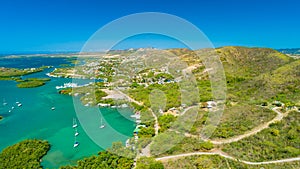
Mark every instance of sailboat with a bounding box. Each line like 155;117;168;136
73;136;79;148
3;99;7;106
99;117;105;129
72;118;78;128
75;128;79;136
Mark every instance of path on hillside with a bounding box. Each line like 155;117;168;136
156;150;300;165
114;89;159;157
111;90;298;164
180;105;199;116
114;89;160;134
205;107;287;144
114;89;144;106
180;107;288;144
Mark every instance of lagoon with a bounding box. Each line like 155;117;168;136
0;56;135;168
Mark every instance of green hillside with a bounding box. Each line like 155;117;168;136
217;46;292;78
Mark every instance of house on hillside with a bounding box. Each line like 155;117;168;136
164;107;179;116
207;101;217;109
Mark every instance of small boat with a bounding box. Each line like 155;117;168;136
8;110;11;113
72;118;78;128
51;107;55;110
73;137;79;148
17;103;22;107
3;99;7;106
11;107;14;110
16;101;20;104
75;128;79;136
99;117;105;129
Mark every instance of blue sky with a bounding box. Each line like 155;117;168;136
0;0;299;52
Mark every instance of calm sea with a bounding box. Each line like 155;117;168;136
0;56;135;168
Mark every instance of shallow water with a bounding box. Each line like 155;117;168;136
0;57;135;168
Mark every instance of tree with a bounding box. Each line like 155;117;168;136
136;157;164;169
0;140;50;169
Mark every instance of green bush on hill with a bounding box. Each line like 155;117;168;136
0;140;50;169
136;157;164;169
222;111;300;161
60;142;134;169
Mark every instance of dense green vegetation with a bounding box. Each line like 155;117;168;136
158;114;177;133
0;67;45;78
211;105;276;138
197;80;213;102
0;115;3;120
128;80;199;118
60;151;133;169
60;142;134;169
222;111;300;161
217;47;299;105
162;155;300;169
138;126;156;138
0;140;50;169
184;47;299;139
0;66;51;88
217;46;292;78
16;78;51;88
128;83;181;112
151;132;213;156
136;157;164;169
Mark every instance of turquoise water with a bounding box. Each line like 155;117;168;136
0;57;135;168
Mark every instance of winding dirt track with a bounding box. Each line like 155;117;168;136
207;107;285;144
112;91;299;165
156;150;300;165
156;107;299;165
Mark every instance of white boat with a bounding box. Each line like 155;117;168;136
99;117;105;129
72;118;78;128
17;103;22;107
51;107;55;110
8;110;11;113
75;128;79;136
11;106;14;110
3;99;7;106
73;137;79;148
121;104;128;108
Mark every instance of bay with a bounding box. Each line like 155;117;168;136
0;57;135;168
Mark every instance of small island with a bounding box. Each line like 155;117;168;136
0;66;48;79
16;78;51;88
0;116;3;120
0;67;51;88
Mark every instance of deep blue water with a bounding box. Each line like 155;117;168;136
0;56;69;68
